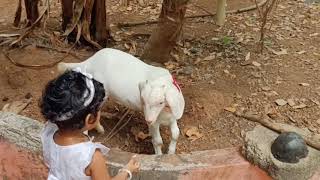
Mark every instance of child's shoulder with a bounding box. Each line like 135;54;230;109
41;122;58;141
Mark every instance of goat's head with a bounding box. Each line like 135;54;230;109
138;76;185;125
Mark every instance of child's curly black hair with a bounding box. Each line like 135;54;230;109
40;70;105;130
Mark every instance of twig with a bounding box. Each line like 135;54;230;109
105;114;133;142
3;44;76;69
101;112;118;119
190;3;215;16
118;0;268;28
105;108;130;140
255;0;281;53
35;44;81;59
2;99;32;114
234;111;320;151
4;13;83;69
10;5;49;46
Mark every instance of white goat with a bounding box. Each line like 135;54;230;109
57;48;185;155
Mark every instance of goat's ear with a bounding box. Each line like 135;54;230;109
165;85;185;119
138;81;145;93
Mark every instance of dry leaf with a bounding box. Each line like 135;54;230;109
134;131;150;142
245;52;251;61
203;55;215;61
194;58;202;65
129;41;137;55
299;83;310;87
309;33;318;37
273;49;287;55
267;47;288;56
171;53;180;62
224;107;236;113
0;33;20;37
124;43;130;49
130;127;150;142
252;61;261;67
164;62;176;70
296;51;306;55
293;103;307;109
184;126;203;141
287;99;296;107
126;6;132;11
182;48;191;56
261;86;271;91
2;99;32;114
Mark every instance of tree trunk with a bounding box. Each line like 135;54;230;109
141;0;189;64
24;0;39;26
61;0;73;31
91;0;110;46
216;0;226;26
61;0;111;48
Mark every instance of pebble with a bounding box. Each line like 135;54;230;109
261;86;271;91
25;93;32;99
182;66;193;75
203;55;215;61
252;61;261;67
223;69;230;74
275;99;288;106
287;98;296;107
190;48;199;54
264;91;278;97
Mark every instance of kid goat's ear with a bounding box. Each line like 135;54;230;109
165;84;185;119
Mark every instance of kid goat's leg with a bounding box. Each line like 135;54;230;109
168;119;179;154
95;122;105;134
149;122;163;155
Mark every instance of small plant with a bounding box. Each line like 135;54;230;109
255;0;281;53
220;36;233;46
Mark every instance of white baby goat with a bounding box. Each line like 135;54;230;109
57;48;185;155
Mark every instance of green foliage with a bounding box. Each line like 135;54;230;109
219;36;233;46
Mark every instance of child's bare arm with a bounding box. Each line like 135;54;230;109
88;150;138;180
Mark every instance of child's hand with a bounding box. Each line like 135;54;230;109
126;155;140;173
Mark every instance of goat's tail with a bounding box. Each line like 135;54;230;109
57;62;81;73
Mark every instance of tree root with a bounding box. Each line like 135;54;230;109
117;0;268;28
234;110;320;151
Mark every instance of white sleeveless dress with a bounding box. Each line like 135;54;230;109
41;122;110;180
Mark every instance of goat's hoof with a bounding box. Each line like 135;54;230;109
154;150;163;155
96;126;105;134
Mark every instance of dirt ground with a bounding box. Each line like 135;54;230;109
0;0;319;154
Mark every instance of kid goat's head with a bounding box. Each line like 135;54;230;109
138;76;185;125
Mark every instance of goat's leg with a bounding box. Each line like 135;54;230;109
168;120;179;154
95;121;105;134
149;123;163;155
96;111;119;134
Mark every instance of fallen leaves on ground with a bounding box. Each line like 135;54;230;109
1;99;32;114
130;127;150;142
184;126;203;142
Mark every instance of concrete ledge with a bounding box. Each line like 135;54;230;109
0;112;271;179
243;125;320;180
0;137;48;179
